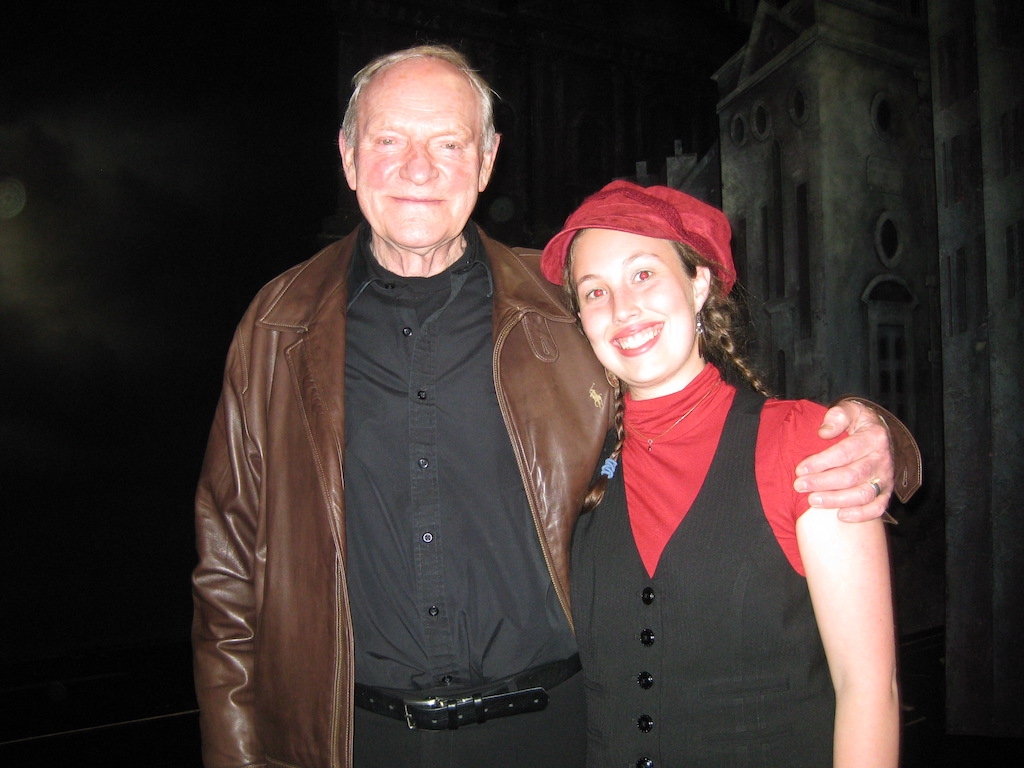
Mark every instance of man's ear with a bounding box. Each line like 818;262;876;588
477;133;501;192
339;131;358;191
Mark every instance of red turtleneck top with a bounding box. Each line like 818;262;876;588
621;363;842;577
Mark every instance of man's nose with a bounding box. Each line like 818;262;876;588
400;144;438;184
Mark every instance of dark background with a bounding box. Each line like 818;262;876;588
1;0;340;659
2;3;341;758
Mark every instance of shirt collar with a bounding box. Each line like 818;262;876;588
347;223;492;306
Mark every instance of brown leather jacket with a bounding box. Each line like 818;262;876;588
191;227;615;768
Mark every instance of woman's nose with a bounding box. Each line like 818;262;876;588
611;290;640;322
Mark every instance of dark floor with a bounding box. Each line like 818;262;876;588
0;640;202;767
1;628;1021;766
897;629;1024;767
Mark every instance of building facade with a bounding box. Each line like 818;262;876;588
714;0;1022;736
929;0;1023;737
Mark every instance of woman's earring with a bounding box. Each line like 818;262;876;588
695;311;704;336
605;369;620;389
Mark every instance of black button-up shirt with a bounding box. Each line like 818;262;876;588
344;225;577;692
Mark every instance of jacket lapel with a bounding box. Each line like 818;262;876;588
261;233;355;552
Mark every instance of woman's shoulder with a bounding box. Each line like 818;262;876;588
757;399;843;492
760;398;832;443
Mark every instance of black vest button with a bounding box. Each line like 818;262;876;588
641;586;655;604
637;714;654;732
639;628;655;646
637;671;654;689
636;760;654;768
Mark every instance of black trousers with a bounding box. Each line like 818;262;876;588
352;671;586;768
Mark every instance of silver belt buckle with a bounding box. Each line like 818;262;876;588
404;696;445;730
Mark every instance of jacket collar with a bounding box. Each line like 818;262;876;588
479;227;576;324
256;230;356;332
257;223;574;332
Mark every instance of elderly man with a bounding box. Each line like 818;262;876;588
192;45;918;768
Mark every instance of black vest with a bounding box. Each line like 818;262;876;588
570;387;834;768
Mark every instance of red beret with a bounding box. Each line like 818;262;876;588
540;180;736;294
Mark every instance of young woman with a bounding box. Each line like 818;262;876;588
540;181;899;768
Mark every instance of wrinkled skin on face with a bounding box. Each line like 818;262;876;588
339;57;500;277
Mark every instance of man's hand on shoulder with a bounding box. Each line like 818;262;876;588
794;399;895;523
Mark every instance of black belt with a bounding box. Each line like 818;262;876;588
353;654;581;730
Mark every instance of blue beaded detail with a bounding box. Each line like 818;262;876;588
600;457;618;479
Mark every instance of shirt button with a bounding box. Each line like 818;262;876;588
418;458;429;469
641;587;655;605
422;532;433;543
637;671;654;689
428;605;440;617
403;327;413;337
636;759;654;768
640;628;655;647
383;282;395;289
417;389;427;400
637;714;654;733
440;675;453;686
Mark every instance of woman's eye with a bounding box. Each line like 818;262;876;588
634;269;653;282
585;287;606;300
